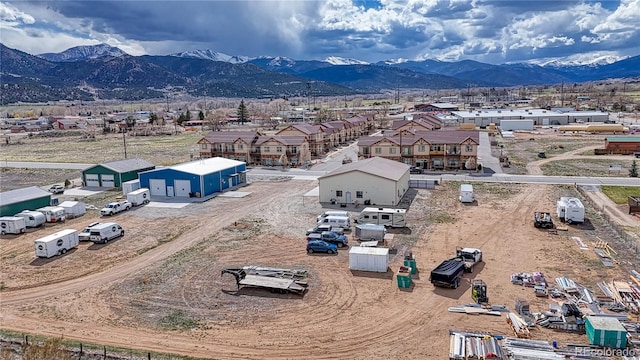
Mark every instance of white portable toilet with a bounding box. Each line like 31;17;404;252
459;184;474;203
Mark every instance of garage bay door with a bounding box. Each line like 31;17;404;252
85;174;100;187
149;179;166;196
174;180;191;197
101;174;115;188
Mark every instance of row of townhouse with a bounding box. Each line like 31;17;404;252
358;130;480;170
198;116;374;165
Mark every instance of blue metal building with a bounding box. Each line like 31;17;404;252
138;157;247;198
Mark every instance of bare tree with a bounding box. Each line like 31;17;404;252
207;109;226;131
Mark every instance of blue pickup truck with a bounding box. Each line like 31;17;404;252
307;231;348;248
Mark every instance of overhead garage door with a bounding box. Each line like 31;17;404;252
174;180;191;197
85;174;99;187
101;174;115;188
149;179;166;196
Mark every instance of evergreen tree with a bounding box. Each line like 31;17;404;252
237;100;249;124
198;110;205;120
185;110;192;120
149;112;158;124
630;160;638;178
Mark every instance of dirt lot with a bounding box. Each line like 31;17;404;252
1;175;638;359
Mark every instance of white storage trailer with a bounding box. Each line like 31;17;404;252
0;216;27;235
14;210;46;228
122;179;141;196
354;224;386;241
34;229;79;258
556;197;585;224
126;188;150;206
357;207;406;228
58;201;86;218
349;246;389;272
459;184;474;203
37;206;66;223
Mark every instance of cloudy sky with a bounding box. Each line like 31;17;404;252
1;0;639;64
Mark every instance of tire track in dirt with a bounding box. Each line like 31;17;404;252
526;144;632;175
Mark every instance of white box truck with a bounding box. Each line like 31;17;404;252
14;210;46;228
357;207;406;228
0;216;27;235
459;184;475;203
58;201;86;218
127;188;150;206
37;206;66;223
89;222;124;244
34;229;79;258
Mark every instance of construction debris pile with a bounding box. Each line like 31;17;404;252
449;330;505;359
506;312;531;338
501;338;566;360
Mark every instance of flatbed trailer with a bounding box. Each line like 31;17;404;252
222;267;309;295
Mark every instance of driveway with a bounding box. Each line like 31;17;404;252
477;132;502;174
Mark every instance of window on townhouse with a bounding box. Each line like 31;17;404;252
238;144;243;150
389;148;396;154
290;147;297;153
336;190;343;197
362;147;370;155
418;145;426;152
375;147;382;154
264;146;270;152
430;145;442;151
276;146;283;153
356;191;363;198
466;144;473;152
201;144;207;149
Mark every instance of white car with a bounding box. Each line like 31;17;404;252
48;185;65;194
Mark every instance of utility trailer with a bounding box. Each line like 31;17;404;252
430;257;466;288
533;211;554;229
221;266;309;295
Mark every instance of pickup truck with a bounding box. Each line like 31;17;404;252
306;224;344;236
100;200;132;216
455;247;483;273
307;231;348;248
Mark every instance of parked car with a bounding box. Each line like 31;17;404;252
306;224;344;236
307;231;348;247
409;166;423;174
306;240;338;254
48;185;65;194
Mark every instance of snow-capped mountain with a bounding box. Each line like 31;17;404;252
382;58;410;65
324;56;369;65
38;44;128;62
169;49;251;64
526;54;627;68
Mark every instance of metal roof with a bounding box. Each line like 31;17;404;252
169;157;245;176
0;186;51;206
319;157;409;182
86;158;155;173
605;136;640;142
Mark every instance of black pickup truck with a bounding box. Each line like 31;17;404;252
429;257;466;288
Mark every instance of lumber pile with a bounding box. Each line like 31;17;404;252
506;312;531;338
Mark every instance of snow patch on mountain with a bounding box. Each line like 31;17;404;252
38;44;127;62
324;56;369;65
170;49;250;63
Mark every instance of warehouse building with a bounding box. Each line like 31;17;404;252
603;136;640;155
318;157;410;206
452;109;609;127
0;186;51;216
82;158;155;188
138;157;247;199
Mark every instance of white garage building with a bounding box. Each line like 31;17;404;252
318;157;410;206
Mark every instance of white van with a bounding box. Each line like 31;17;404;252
0;216;27;235
316;211;349;222
89;222;124;244
317;215;351;229
34;229;79;258
14;210;46;228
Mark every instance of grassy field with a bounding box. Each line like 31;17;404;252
1;131;204;166
601;185;640;204
540;159;636;177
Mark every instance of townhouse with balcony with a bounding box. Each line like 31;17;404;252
276;124;327;157
197;131;260;163
254;136;311;166
358;130;479;170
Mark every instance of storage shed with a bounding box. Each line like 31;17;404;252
0;186;51;216
318;157;410;206
349;246;389;272
58;201;86;218
138;157;247;198
585;316;627;348
603;136;640;155
82;158;155;188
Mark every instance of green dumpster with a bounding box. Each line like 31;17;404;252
404;254;417;274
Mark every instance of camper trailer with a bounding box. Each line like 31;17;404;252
126;188;150;206
357;207;406;228
58;201;86;218
556;197;585;224
459;184;475;203
34;229;79;258
37;206;66;223
14;210;46;228
0;216;27;235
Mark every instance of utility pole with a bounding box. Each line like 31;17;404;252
560;82;564;107
122;128;127;159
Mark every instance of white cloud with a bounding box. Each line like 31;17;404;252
0;2;35;25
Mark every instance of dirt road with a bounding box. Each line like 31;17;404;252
525;145;632;175
3;179;625;359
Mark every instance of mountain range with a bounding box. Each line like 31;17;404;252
1;43;639;104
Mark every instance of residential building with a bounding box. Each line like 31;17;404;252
197;131;260;163
358;130;480;170
254;136;311;166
